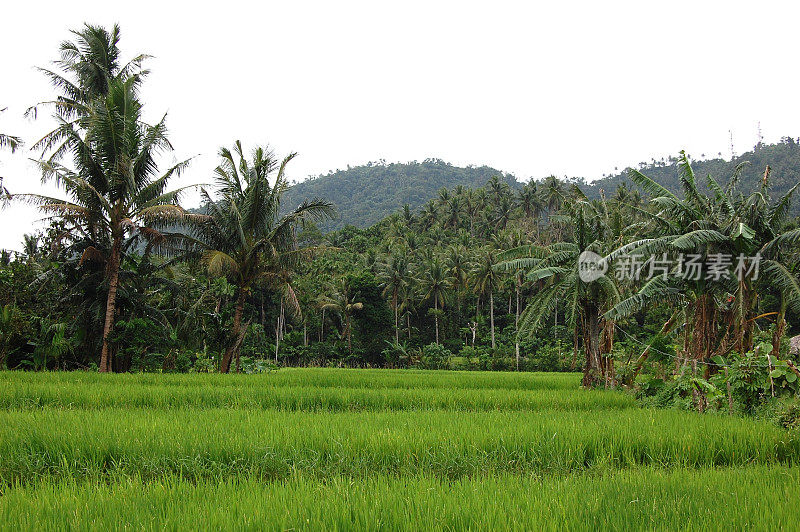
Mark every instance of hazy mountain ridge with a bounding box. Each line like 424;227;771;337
282;159;521;230
283;139;800;230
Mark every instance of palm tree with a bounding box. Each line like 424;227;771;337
399;269;418;340
464;189;479;234
437;187;451;207
493;196;514;230
17;74;193;373
321;279;363;355
190;141;334;372
472;248;502;350
446;244;471;314
27;24;148;162
486;175;509;207
420;257;450;344
378;251;410;344
446;195;462;229
542;175;566;213
22;234;40;261
420;200;438;230
518;181;545;237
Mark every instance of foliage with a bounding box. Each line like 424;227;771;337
282;159;520;231
419;343;452;370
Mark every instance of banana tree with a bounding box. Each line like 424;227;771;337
498;196;621;387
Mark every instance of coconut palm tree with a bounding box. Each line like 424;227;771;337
16;75;193;373
446;244;471;314
190;141;334;372
445;195;463;229
518;181;545;237
420;257;450;345
420;200;439;230
321;279;363;355
542;175;566;213
27;24;148;163
378;251;410;344
0;304;16;368
472;248;502;350
486;175;509;208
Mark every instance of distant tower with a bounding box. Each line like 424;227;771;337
729;130;736;159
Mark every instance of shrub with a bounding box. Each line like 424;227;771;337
420;343;451;370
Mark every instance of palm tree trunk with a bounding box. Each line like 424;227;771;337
393;292;399;345
434;299;439;345
489;291;495;350
346;314;353;354
220;288;246;373
320;308;325;342
99;236;122;373
275;299;284;364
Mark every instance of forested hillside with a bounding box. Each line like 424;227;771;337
283;159;520;230
283;139;800;230
583;138;800;212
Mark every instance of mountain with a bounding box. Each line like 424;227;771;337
282;139;800;232
581;137;800;211
282;159;520;230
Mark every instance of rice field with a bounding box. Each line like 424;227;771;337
1;369;798;530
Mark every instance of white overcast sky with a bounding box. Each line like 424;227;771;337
1;1;799;249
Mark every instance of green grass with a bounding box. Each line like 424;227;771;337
0;368;582;391
0;370;633;411
0;368;797;530
1;468;798;531
1;408;796;482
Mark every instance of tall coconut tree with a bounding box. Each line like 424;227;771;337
190;141;333;372
7;25;168;372
16;76;193;372
378;251;410;344
446;244;471;315
472;248;502;350
518;181;544;237
321;278;363;355
420;256;450;345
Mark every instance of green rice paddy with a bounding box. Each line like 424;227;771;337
0;369;797;530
